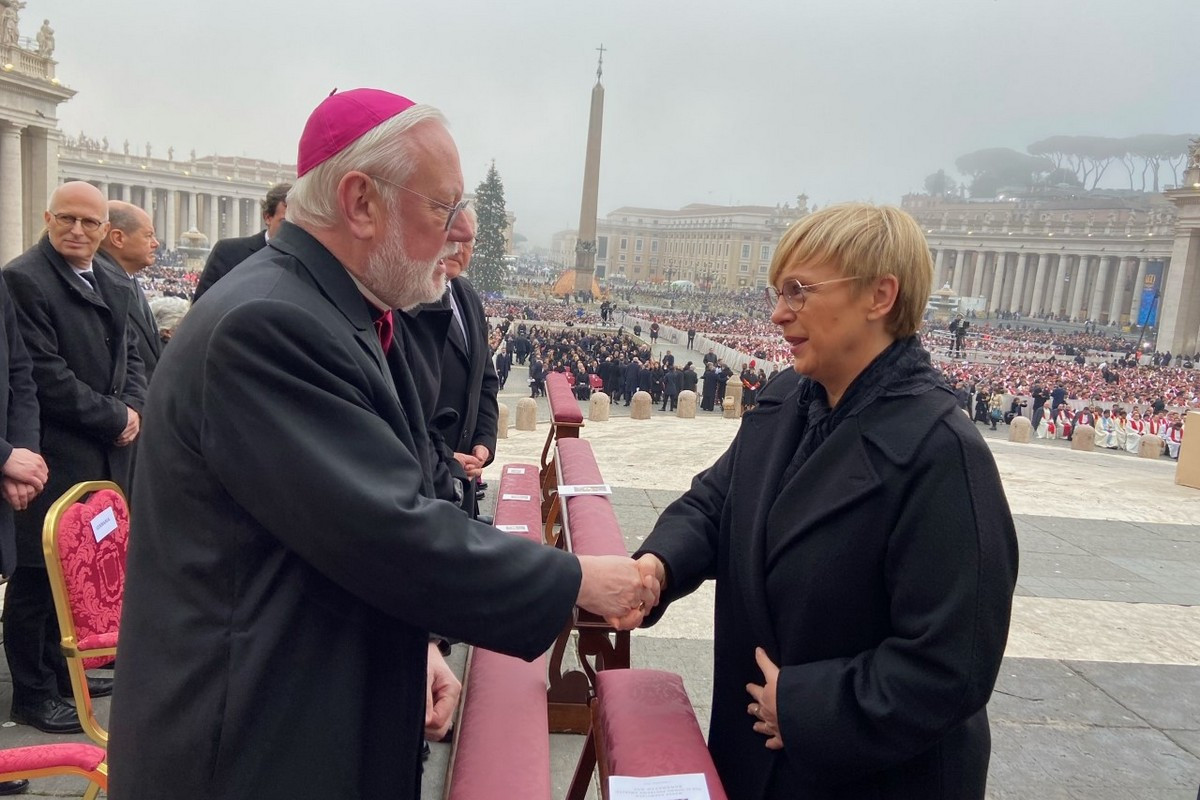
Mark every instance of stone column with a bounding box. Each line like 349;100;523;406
120;184;131;202
1156;233;1200;356
1009;252;1030;314
0;121;25;265
141;186;154;219
1050;255;1071;320
188;192;199;231
1087;256;1112;322
969;252;988;297
932;249;947;290
231;198;243;237
23;126;59;254
1070;256;1090;321
1108;257;1132;327
1028;253;1051;317
165;190;178;250
95;181;109;200
1128;257;1150;323
207;194;219;241
950;251;967;296
987;253;1006;313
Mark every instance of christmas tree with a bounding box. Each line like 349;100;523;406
471;162;507;292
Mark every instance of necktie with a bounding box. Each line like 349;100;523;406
374;309;394;354
80;271;98;293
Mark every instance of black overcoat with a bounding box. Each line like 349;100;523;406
641;367;1018;799
94;252;162;381
0;277;41;575
107;222;580;800
3;236;146;565
191;229;266;302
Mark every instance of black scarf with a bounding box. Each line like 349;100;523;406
780;336;942;486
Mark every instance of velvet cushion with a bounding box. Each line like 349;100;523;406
557;439;625;557
447;650;551;800
596;669;728;799
546;372;584;424
494;465;543;544
0;743;106;774
53;489;128;669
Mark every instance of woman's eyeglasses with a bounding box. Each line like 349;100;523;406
765;276;861;312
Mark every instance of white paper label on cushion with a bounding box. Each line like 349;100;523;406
609;773;710;799
496;524;530;533
501;493;532;501
90;507;118;543
506;467;527;474
557;484;612;496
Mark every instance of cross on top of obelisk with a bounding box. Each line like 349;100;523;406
596;43;606;82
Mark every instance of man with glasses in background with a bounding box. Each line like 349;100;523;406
2;180;147;735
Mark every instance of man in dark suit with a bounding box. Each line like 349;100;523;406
106;88;651;799
397;206;498;518
0;273;45;799
3;181;147;734
96;201;163;382
191;182;291;302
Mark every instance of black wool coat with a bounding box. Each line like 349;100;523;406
3;236;147;565
95;252;162;382
107;222;579;800
191;229;266;302
641;365;1018;800
0;277;41;575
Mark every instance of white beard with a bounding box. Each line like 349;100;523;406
362;220;453;311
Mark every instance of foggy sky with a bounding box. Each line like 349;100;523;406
47;0;1197;248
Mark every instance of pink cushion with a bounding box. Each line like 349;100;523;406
596;670;727;799
448;650;551;800
546;373;584;424
0;743;106;774
53;489;128;669
556;440;626;557
493;465;543;544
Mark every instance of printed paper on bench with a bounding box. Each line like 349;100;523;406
496;524;530;533
557;484;612;496
609;773;710;800
505;466;527;474
501;493;532;501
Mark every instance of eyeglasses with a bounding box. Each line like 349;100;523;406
49;212;107;233
765;276;861;312
369;175;469;232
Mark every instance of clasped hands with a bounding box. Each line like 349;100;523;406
1;447;48;512
576;553;665;630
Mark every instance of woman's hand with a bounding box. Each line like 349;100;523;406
746;647;784;750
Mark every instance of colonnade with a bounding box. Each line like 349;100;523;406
930;246;1168;328
70;180;260;252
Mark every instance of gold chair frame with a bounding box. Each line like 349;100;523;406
42;480;126;748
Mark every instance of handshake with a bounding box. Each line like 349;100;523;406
576;553;666;631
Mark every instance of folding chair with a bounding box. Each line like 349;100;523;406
0;743;107;800
42;481;129;748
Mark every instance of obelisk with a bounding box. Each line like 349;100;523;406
573;45;606;295
1156;137;1200;356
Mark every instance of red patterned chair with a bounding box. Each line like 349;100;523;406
42;481;129;748
0;743;107;799
588;669;727;800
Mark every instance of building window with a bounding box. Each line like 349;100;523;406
634;255;642;263
758;263;768;273
619;254;626;262
651;239;659;253
741;243;751;260
620;237;628;250
760;244;770;261
597;236;608;258
635;239;643;252
739;263;750;273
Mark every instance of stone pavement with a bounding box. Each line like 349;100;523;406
1;359;1197;798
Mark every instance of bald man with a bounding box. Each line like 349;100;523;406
2;181;147;734
97;201;164;381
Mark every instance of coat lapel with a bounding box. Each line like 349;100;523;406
41;238;109;312
727;400;804;657
764;418;882;570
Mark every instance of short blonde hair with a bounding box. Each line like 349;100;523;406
768;203;932;338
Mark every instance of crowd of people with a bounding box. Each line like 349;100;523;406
139;263;197;299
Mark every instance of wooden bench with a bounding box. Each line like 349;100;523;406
540;371;585;518
542;437;631;739
444;464;551;800
584;669;728;800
